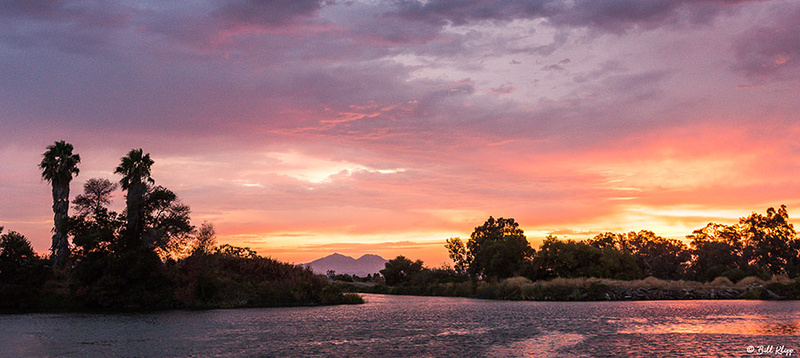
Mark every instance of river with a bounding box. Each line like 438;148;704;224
1;294;799;357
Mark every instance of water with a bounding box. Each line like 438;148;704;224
1;294;799;357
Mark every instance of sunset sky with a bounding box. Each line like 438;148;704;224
1;0;799;266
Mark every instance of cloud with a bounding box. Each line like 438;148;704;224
0;0;130;53
490;83;515;94
390;0;759;34
733;4;800;79
212;0;324;27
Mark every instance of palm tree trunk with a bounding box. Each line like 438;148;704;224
51;183;70;266
125;182;146;248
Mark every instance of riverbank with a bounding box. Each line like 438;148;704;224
337;275;800;301
1;250;364;313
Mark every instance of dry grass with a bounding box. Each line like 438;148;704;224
501;276;533;287
736;276;765;287
767;275;794;285
528;275;764;290
709;276;734;287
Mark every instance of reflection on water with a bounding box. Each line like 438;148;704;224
618;313;800;336
488;331;585;358
620;320;800;335
1;296;800;357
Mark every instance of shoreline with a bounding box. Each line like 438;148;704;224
338;276;800;301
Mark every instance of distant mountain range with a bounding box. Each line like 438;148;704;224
304;253;387;277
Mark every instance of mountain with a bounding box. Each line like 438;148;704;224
304;253;388;277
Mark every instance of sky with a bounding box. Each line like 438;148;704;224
1;0;799;266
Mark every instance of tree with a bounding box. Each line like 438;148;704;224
142;186;194;259
686;223;746;282
623;231;690;280
39;140;81;267
530;235;640;280
465;217;533;279
114;149;154;248
587;232;625;250
0;229;49;309
444;237;470;274
740;205;799;277
380;256;424;286
67;178;123;257
73;178;118;216
191;221;217;256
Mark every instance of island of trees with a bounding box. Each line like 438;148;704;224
0;141;361;311
352;211;800;301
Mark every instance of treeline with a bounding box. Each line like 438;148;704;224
349;209;800;299
0;141;360;311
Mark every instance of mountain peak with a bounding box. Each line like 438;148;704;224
305;253;387;276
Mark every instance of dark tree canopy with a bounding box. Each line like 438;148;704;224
445;217;534;280
73;178;118;216
142;185;194;259
0;229;49;309
740;205;798;276
39;140;81;187
532;235;640;280
115;149;154;190
67;178;123;256
381;256;424;286
686;223;746;282
444;237;469;274
623;230;690;280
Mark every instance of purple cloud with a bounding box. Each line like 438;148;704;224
0;0;130;53
213;0;324;27
390;0;760;34
733;4;800;79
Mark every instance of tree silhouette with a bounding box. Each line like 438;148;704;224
68;178;122;257
39;140;80;267
740;205;798;276
142;185;193;259
686;223;745;282
114;149;154;248
467;217;533;279
622;230;690;280
444;237;470;274
0;228;49;309
380;256;424;286
73;178;118;216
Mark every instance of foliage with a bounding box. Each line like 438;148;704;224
445;217;534;280
740;205;799;277
468;217;534;279
439;207;800;287
380;256;424;286
686;223;747;282
530;236;640;280
172;248;361;308
623;231;690;280
73;178;118;216
191;221;217;256
142;186;194;260
0;229;50;309
444;237;469;274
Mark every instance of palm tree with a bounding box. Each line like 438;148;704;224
114;149;154;247
39;140;81;266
